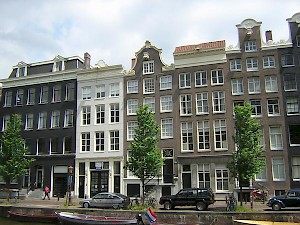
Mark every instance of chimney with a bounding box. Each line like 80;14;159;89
84;52;91;69
265;30;273;43
131;58;136;68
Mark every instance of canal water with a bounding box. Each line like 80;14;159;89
0;217;57;225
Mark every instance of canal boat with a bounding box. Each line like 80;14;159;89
56;211;138;225
7;210;57;223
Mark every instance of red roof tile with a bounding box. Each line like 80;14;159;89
174;40;225;53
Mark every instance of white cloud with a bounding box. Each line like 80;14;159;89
0;0;299;79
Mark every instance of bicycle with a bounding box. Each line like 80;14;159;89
145;196;157;207
226;194;237;211
130;195;140;206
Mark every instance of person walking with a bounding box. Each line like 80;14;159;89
43;186;50;200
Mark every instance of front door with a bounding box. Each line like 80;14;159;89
90;171;109;197
79;176;85;198
36;166;43;188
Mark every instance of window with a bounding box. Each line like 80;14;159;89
250;100;262;116
127;80;138;93
110;83;119;97
212;91;225;113
230;59;242;71
96;85;105;98
292;157;300;181
248;77;261;94
197;121;210;151
179;73;191;88
286;98;299;115
216;169;229;191
50;137;59;154
4;91;12;107
245;41;257;52
81;132;90;152
160;75;172;90
263;56;275;68
297;35;300;47
18;66;26;77
196;93;208;114
96;105;105;124
26;88;35;105
82;106;91;125
64;109;74;127
255;159;267;181
38;112;47;129
110;103;119;123
63;136;72;153
211;70;223;85
246;58;258;71
143;97;155;112
16;89;24;106
65;83;75;101
181;122;193;151
37;138;47;155
53;61;64;72
39;86;48;104
110;130;119;151
272;158;285;181
269;126;283;150
289;125;300;146
281;54;294;67
214;119;227;150
127;99;138;115
51;111;60;128
284;74;297;91
143;78;155;94
25;114;34;130
127;121;138;140
160;96;173;112
2;115;10;131
180;94;192;115
52;85;61;102
267;99;280;116
161;118;173;139
231;78;243;95
143;61;154;74
265;76;278;93
82;86;91;100
95;132;104;152
198;164;210;188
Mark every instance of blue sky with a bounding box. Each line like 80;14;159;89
0;0;299;79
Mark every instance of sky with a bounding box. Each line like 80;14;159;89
0;0;299;80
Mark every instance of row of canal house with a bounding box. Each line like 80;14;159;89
0;13;300;200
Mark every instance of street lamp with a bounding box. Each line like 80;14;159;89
67;165;73;206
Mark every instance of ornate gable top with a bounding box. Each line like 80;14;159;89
286;12;300;24
236;19;262;29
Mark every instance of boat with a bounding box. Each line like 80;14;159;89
7;210;57;223
234;220;300;225
56;211;138;225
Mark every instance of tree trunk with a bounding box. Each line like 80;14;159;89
5;180;11;202
239;186;243;207
142;179;145;205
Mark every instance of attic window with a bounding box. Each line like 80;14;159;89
18;67;26;77
54;61;64;72
143;61;154;74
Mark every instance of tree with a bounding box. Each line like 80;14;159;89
125;105;163;205
0;114;34;200
227;102;265;206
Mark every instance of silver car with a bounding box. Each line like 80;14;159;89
79;192;130;209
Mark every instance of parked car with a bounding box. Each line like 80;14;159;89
267;189;300;210
159;188;215;211
79;192;130;209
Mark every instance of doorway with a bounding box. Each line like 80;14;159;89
90;170;109;197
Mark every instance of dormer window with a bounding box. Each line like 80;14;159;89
52;56;65;72
15;62;28;77
143;61;154;74
245;41;257;52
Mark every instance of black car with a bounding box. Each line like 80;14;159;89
159;188;215;211
267;189;300;210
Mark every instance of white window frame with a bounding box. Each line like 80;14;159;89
143;61;154;74
286;98;299;115
230;59;242;71
4;91;12;107
255;158;267;181
161;118;173;139
16;89;24;106
96;84;105;99
51;110;60;128
195;71;207;87
272;158;285;181
179;73;191;89
82;106;91;125
160;75;172;90
263;56;275;68
143;97;155;112
127;80;138;93
143;78;155;94
292;157;300;181
39;86;48;104
64;109;74;127
65;83;75;101
81;132;90;152
245;41;257;52
198;164;211;188
265;76;278;93
269;126;283;150
197;121;210;151
27;88;35;105
2;115;10;131
267;99;280;116
160;95;173;112
250;100;262;117
127;99;138;115
38;112;47;129
25;113;34;130
215;168;229;191
283;74;297;91
110;103;119;123
95;131;104;152
297;35;300;47
246;58;258;71
181;122;193;152
214;119;228;150
109;83;119;97
248;77;261;94
231;78;244;95
52;85;61;103
110;130;120;151
196;92;209;114
211;70;224;85
281;54;294;67
180;94;192;116
127;121;138;141
82;86;91;100
95;105;105;124
212;91;225;113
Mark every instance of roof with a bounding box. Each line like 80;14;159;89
174;40;225;54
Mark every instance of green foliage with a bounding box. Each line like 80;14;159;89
125;105;163;203
227;102;265;205
0;114;34;187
